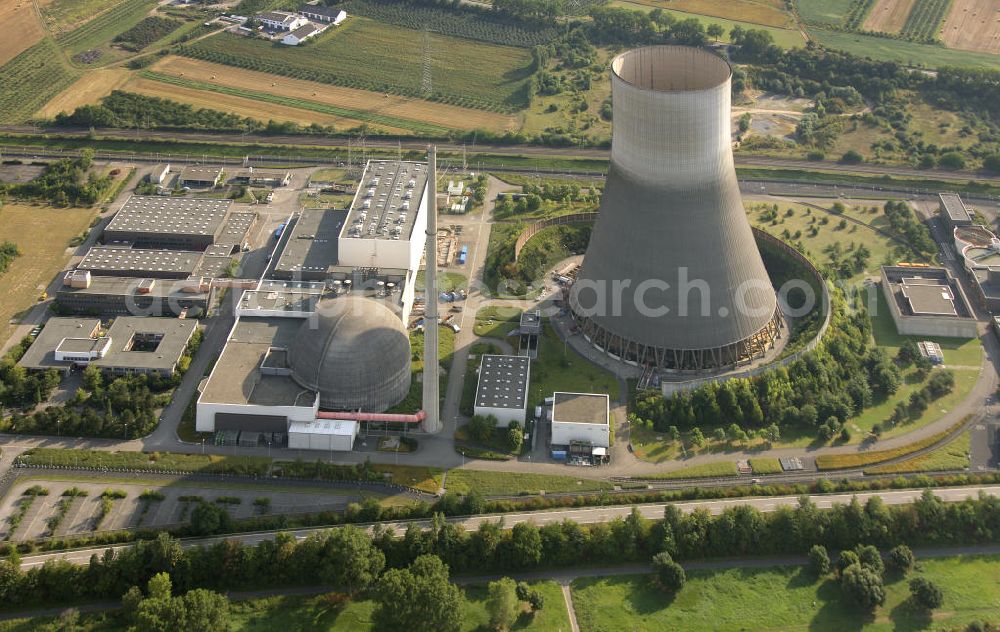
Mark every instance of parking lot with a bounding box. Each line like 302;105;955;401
0;478;367;542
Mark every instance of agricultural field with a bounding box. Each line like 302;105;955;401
572;554;1000;632
612;2;806;48
141;56;514;133
863;0;917;34
38;0;122;35
0;204;99;344
797;0;858;25
900;0;951;41
56;0;159;59
0;38;79;124
35;68;130;119
613;0;796;28
806;26;1000;69
181;18;535;113
0;0;45;66
940;0;1000;54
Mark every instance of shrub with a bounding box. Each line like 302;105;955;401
652;552;685;592
808;544;830;576
886;544;915;574
841;563;885;611
909;577;943;610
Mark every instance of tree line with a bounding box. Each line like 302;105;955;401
1;490;998;624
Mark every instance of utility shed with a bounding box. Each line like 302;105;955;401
287;419;358;451
550;391;610;448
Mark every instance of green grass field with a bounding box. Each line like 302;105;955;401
0;39;79;124
749;457;783;474
806;28;1000;70
572;554;1000;631
40;0;123;34
636;461;738;480
796;0;856;25
57;0;158;56
445;469;613;496
866;430;970;474
528;324;621;408
182;18;534;113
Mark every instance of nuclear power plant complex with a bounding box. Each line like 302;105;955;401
569;46;783;372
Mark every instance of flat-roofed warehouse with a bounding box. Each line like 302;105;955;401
179;165;224;189
551;391;611;448
18;316;197;377
273;209;346;281
473;354;530;427
56;271;213;317
79;246;202;279
104;196;232;250
880;266;978;338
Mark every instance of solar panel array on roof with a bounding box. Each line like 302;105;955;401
475;355;530;410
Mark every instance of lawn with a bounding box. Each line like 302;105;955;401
572;554;1000;631
17;448;271;475
415;270;468;292
806;27;1000;70
445;469;613;496
866;430;970;474
0;203;97;344
527;324;621;408
182;18;535;113
0;39;79;124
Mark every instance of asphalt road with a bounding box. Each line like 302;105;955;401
16;485;1000;570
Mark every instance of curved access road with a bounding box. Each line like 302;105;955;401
15;485;1000;570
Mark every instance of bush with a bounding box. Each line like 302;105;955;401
840;150;864;164
909;577;943;610
652;552;685;592
937;152;967;170
808;544;830;576
886;544;915;574
841;563;885;611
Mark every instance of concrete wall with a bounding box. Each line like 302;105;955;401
551;421;610;448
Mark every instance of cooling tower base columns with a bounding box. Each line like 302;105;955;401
574;308;783;372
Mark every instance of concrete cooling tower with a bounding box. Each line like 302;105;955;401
569;46;781;371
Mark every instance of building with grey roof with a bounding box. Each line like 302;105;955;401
56;273;212;317
104;196;231;250
18;316;196;377
273;209;346;281
178;166;225;188
551;392;610;448
473;354;530;427
940;193;972;229
79;246;202;279
881;266;978;338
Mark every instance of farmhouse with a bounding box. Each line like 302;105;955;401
880;265;978;338
282;22;324;45
473;354;530;427
298;4;347;24
257;10;307;31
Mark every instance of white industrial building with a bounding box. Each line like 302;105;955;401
551;392;611;448
473;355;530;427
288;419;359;451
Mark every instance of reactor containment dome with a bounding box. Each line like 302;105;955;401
289;296;411;411
569;45;781;372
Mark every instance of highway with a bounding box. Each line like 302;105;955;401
3;125;999;184
16;485;1000;569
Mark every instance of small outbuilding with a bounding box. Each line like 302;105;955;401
287;419;358;451
550;391;610;448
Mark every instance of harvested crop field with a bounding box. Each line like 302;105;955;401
38;0;121;35
0;0;46;66
0;204;98;345
119;75;377;131
863;0;917;33
35;68;131;118
148;56;515;133
940;0;1000;54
